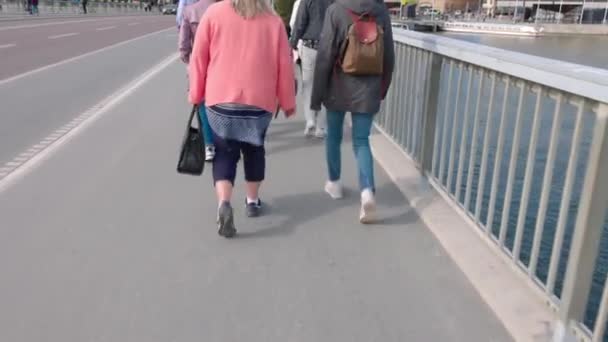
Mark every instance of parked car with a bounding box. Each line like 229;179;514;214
423;8;441;17
162;4;177;15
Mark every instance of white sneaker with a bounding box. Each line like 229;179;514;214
359;189;376;224
324;181;343;199
205;145;215;162
314;128;326;139
304;124;315;137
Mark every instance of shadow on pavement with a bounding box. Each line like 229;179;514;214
236;182;421;240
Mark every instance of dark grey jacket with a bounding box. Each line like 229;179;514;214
290;0;334;49
310;0;394;114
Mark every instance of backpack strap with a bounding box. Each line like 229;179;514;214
346;9;379;44
346;9;374;22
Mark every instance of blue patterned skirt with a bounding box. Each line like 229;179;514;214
206;103;272;147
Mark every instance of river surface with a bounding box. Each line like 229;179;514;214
440;33;608;70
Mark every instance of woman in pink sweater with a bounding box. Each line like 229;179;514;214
189;0;296;238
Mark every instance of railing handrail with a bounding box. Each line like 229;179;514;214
392;30;608;104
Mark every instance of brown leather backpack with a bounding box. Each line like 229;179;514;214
340;10;384;76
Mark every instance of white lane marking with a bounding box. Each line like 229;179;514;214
128;23;140;26
0;53;178;193
0;16;141;31
48;32;79;40
96;26;116;31
0;44;16;49
0;27;172;86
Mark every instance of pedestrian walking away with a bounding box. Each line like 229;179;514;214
290;0;333;138
30;0;38;15
176;0;197;29
311;0;395;223
179;0;217;161
189;0;296;238
82;0;88;14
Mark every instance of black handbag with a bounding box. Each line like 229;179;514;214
177;105;205;176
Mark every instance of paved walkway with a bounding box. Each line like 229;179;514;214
0;61;512;341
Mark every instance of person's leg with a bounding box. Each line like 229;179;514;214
197;105;215;161
300;45;319;136
315;105;327;138
351;113;375;191
212;133;240;237
325;110;345;199
351;113;376;223
242;142;266;217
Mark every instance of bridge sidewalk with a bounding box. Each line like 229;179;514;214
0;60;512;341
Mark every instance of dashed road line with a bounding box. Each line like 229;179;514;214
0;27;172;86
0;53;178;193
96;26;116;31
0;43;16;49
0;17;137;31
48;32;79;39
128;22;140;26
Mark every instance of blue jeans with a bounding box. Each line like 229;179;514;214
197;104;214;146
326;111;375;192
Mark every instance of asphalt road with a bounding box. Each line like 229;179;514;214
0;16;175;167
0;16;175;80
0;16;512;341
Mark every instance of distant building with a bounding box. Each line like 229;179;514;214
385;0;473;13
420;0;472;12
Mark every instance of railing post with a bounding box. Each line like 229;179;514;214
555;103;608;341
419;52;442;173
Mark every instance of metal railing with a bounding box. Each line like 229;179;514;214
377;29;608;341
0;0;148;16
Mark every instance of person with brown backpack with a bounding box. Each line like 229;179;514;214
311;0;394;223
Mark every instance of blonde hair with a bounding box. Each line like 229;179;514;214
231;0;274;18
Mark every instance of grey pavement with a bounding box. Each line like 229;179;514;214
0;39;512;340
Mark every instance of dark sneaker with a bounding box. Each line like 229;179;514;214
246;198;262;218
217;202;236;238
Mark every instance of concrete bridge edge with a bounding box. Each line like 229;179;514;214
370;127;557;342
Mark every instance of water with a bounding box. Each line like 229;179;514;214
432;34;608;334
440;33;608;70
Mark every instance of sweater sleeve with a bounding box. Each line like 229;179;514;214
178;10;192;64
277;24;296;115
381;11;395;99
176;0;185;27
188;15;210;105
289;0;308;50
311;6;338;111
289;0;300;30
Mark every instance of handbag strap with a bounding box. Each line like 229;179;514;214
188;104;202;127
187;105;204;139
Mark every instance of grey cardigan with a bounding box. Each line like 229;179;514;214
310;0;395;114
